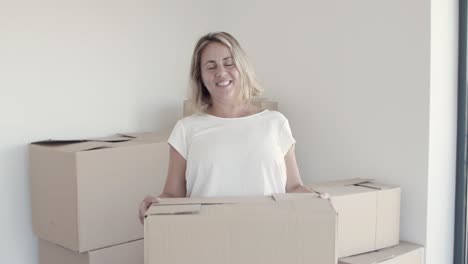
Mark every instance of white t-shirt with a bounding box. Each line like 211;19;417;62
168;110;296;197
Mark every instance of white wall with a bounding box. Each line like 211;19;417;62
207;0;432;247
0;0;457;264
0;1;192;263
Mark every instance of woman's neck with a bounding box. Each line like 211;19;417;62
206;101;259;118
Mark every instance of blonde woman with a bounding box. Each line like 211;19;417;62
139;32;310;224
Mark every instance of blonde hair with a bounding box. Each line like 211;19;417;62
189;32;263;110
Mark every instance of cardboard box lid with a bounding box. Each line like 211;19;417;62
146;193;328;217
30;132;168;153
339;241;423;264
145;193;334;216
312;178;373;186
119;132;170;143
32;135;132;144
309;178;399;196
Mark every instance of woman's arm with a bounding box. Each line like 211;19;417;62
139;145;187;224
160;145;187;198
284;144;312;193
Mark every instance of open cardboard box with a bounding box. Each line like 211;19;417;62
29;132;169;252
308;178;401;258
144;193;337;264
339;241;424;264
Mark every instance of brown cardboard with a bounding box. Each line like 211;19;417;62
30;133;169;253
338;241;424;264
145;194;337;264
308;178;401;258
183;97;279;117
39;238;144;264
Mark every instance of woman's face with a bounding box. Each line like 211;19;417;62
200;42;241;105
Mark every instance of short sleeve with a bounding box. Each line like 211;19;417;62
278;118;296;156
168;120;188;160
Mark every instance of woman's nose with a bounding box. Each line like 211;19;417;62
215;65;226;77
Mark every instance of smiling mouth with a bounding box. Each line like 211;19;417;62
216;80;232;87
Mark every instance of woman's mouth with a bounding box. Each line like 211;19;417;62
216;80;232;87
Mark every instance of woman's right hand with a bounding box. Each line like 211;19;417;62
139;195;160;225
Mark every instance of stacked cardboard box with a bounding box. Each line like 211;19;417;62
308;178;425;263
29;132;169;263
30;98;424;263
339;241;424;264
38;239;144;264
308;178;401;258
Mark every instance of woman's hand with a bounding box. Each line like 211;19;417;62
139;195;160;225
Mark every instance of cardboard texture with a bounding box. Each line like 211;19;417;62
308;178;401;258
39;239;144;264
145;194;337;264
30;132;169;252
183;97;279;117
338;241;424;264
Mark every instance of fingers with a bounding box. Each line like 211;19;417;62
144;196;159;204
139;196;160;225
139;202;145;225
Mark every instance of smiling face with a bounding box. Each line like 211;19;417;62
200;42;241;105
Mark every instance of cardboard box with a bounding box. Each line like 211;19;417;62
183;97;279;117
30;132;169;252
308;178;400;258
339;241;424;264
144;194;337;264
39;238;144;264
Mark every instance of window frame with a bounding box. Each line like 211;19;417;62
455;0;468;263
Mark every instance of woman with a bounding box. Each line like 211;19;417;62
139;32;310;224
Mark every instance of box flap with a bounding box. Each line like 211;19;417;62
308;179;373;192
314;178;374;187
32;139;88;145
119;132;163;138
272;193;319;200
310;185;377;197
308;179;399;197
30;136;133;152
32;136;131;145
84;136;132;142
357;182;399;190
157;196;273;206
119;132;170;143
339;241;423;264
146;204;201;216
31;132;169;149
157;194;323;206
52;141;114;152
